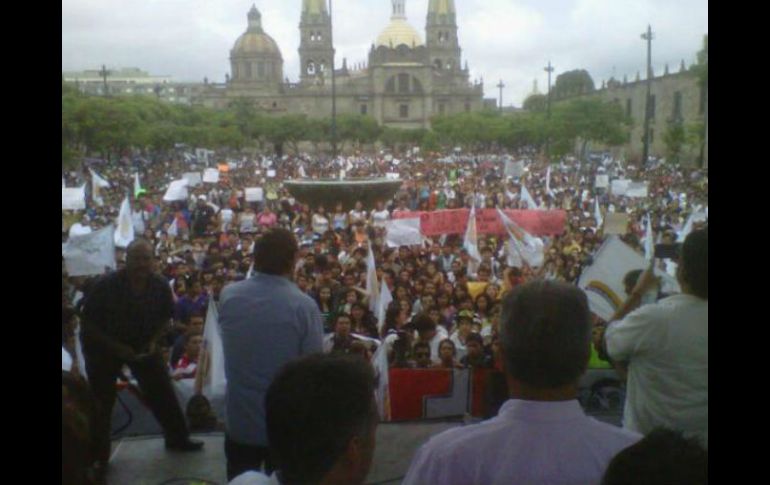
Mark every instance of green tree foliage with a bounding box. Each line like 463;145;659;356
522;94;547;113
663;123;686;163
552;70;595;100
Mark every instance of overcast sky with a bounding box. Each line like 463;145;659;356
62;0;708;106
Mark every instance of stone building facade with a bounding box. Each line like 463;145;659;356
196;0;487;129
561;64;708;167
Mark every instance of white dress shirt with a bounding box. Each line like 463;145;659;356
605;293;708;448
403;399;642;485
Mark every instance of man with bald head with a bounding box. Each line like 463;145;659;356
81;239;202;481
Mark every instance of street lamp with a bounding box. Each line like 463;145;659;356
496;79;505;112
641;25;654;165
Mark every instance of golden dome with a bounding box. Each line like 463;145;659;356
376;18;424;48
232;31;282;58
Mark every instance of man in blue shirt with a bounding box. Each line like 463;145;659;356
219;227;324;481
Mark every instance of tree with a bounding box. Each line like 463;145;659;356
663;123;686;163
548;98;630;158
552;70;595;100
522;94;547;113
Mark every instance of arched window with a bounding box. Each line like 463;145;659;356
316;31;323;41
245;62;252;79
446;60;453;70
307;60;316;75
319;60;326;72
434;59;443;69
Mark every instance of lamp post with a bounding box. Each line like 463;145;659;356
99;64;111;97
544;61;554;161
641;25;654;165
496;79;505;113
329;0;337;160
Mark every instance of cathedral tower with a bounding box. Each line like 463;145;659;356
426;0;461;72
298;0;334;84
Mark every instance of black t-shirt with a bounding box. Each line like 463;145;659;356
81;270;174;351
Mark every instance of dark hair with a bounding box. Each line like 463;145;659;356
413;313;436;333
465;333;484;346
413;341;431;355
681;227;707;299
253;228;298;275
266;354;377;484
601;428;708;485
500;280;591;388
623;269;644;293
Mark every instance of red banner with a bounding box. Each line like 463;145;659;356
393;209;566;236
388;368;493;421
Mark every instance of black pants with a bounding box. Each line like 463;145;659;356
84;349;191;463
225;435;274;481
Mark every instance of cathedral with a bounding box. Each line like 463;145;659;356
196;0;486;129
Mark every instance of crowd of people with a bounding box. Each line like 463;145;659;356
62;147;708;484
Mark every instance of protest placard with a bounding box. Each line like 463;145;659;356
595;175;609;189
183;172;202;187
625;182;649;198
611;179;630;196
202;168;219;183
244;187;264;202
267;169;276;178
385;218;423;247
62;186;86;211
63;225;116;277
163;179;189;202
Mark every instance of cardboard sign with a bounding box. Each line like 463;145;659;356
504;160;525;178
603;213;629;235
183;172;202;187
244;187;264;202
267;169;276;178
62;186;86;211
202;168;220;184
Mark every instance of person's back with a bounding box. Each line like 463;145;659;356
403;281;641;485
218;228;324;480
605;227;708;447
219;274;322;444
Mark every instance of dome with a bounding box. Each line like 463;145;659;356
231;4;282;59
232;31;282;59
376;18;424;48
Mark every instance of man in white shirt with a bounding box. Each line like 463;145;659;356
403;281;641;485
604;227;708;448
229;355;378;485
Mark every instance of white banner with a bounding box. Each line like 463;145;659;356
611;179;630;196
385;218;423;248
244;187;264;202
625;182;649;198
62;185;86;211
202;168;220;184
578;236;680;321
595;175;609;189
505;160;525;178
163;179;189;202
183;172;202;187
385;172;400;180
63;225;116;276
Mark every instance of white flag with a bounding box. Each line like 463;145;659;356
463;205;482;276
644;214;654;261
677;211;707;242
371;342;391;421
497;208;544;268
62;185;87;211
376;281;393;334
579;236;679;321
520;184;539;210
134;173;143;197
594;198;604;228
163;179;189;202
63;225;117;276
298;164;307;178
114;196;135;248
167;218;178;237
201;301;227;397
89;169;110;207
545;166;555;198
366;242;379;313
